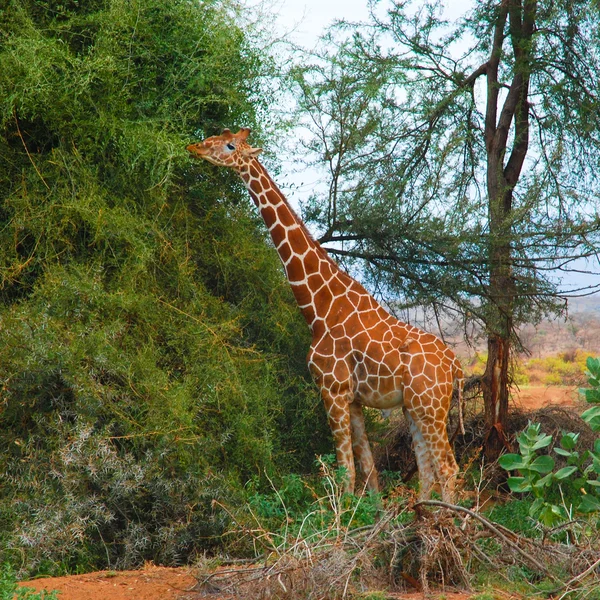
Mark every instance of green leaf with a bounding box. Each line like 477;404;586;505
586;356;600;376
554;466;578;480
554;448;573;457
507;476;531;493
537;503;566;526
586;479;600;487
582;406;600;421
529;455;555;474
584;389;600;404
498;453;526;471
560;433;579;450
529;497;544;517
530;434;553;451
533;473;554;489
578;494;600;513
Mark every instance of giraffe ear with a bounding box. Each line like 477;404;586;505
246;146;263;158
238;127;252;140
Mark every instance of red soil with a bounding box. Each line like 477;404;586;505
20;564;197;600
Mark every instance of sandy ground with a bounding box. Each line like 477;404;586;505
513;385;580;410
21;569;474;600
20;564;198;600
20;385;576;600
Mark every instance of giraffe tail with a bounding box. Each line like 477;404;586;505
454;360;465;436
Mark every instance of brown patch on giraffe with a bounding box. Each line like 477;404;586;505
276;204;296;227
286;255;305;282
292;283;312;306
260;206;277;227
332;358;351;381
341;313;361;337
288;227;309;254
408;353;426;375
307;272;324;290
319;260;335;281
314;335;334;356
304;250;320;273
279;242;292;263
302;303;317;324
259;175;271;192
329;275;346;297
270;223;286;246
313;286;334;316
252;179;264;193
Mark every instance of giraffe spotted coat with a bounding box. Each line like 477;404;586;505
187;128;463;501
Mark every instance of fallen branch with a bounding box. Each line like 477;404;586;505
415;499;560;582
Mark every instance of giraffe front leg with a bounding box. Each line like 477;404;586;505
349;402;379;492
322;391;355;493
405;409;436;500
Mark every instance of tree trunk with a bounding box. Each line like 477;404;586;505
482;327;511;460
481;0;535;460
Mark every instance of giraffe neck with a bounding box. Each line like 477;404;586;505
236;159;358;331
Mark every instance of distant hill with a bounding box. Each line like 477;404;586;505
518;295;600;358
392;294;600;358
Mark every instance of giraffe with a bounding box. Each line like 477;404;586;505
187;128;464;501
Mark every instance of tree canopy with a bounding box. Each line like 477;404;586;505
289;0;600;454
0;0;329;574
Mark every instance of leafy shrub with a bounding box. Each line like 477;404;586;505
0;0;330;576
230;456;382;556
523;351;595;386
0;565;57;600
499;357;600;526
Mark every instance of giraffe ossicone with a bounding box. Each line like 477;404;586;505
187;128;464;501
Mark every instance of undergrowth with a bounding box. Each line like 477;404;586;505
0;565;57;600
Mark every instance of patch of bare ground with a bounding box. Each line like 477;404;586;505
20;564;478;600
513;385;581;411
20;564;197;600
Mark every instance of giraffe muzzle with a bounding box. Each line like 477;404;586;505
186;143;209;158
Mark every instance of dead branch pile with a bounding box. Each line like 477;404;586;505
376;404;595;483
192;501;600;599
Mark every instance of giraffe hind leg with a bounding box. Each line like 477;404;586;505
406;405;458;503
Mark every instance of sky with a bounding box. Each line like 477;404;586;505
269;0;371;48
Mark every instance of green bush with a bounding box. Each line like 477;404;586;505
499;357;600;527
0;0;330;576
0;564;57;600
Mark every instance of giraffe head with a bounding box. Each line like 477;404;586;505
186;127;263;169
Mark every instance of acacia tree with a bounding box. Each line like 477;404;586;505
290;0;600;458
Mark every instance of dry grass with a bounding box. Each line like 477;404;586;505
191;497;600;599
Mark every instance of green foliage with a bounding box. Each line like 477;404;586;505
484;499;537;538
581;356;600;431
524;351;594;386
0;0;330;576
0;564;57;600
241;456;382;546
499;414;600;526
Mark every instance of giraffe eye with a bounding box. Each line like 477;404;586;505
226;143;235;151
